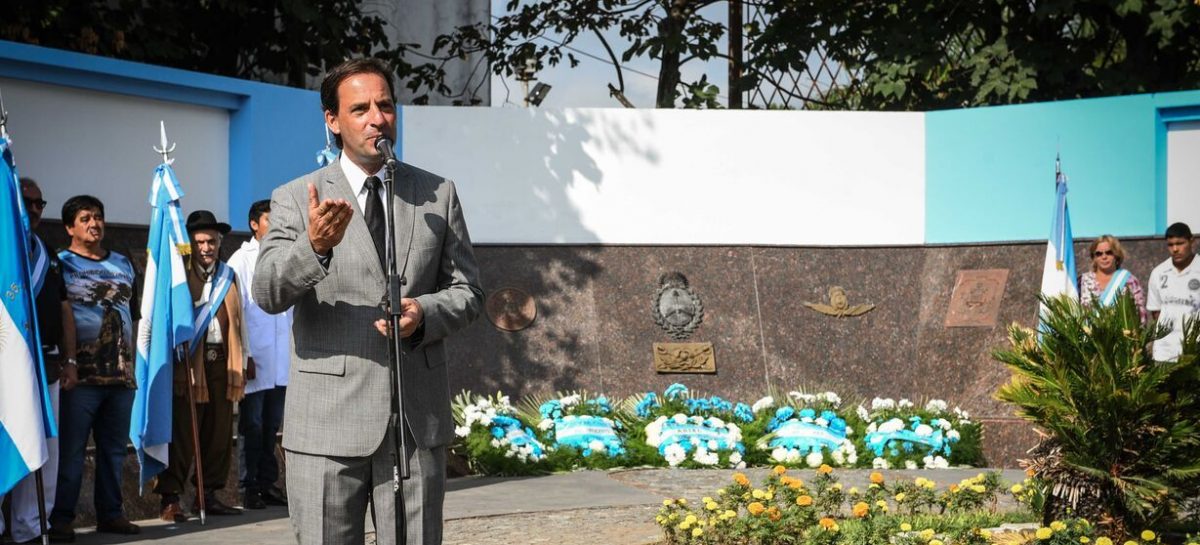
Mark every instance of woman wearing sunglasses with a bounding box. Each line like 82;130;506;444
1079;234;1147;323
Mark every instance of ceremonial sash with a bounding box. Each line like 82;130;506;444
1098;269;1131;307
30;235;48;296
189;263;235;357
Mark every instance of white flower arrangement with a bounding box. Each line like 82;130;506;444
752;396;775;413
645;413;745;468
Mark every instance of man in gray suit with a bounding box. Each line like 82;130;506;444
253;58;483;545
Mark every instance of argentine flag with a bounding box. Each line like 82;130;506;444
130;161;194;488
1040;160;1078;305
0;135;55;496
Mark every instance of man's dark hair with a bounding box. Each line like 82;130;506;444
320;58;396;149
1166;222;1193;239
19;177;37;190
248;199;271;228
62;195;105;226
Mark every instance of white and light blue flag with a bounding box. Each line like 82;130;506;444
130;161;194;488
1040;160;1078;307
0;134;55;496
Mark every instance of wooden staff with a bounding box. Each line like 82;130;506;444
183;344;207;524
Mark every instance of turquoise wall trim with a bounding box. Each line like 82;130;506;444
926;90;1200;244
0;40;325;224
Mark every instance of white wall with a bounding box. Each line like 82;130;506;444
403;107;925;245
1;78;230;225
1167;120;1200;232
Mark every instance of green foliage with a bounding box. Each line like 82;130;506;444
746;0;1200;110
994;293;1200;532
1;0;452;102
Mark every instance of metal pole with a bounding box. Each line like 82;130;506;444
34;469;48;545
382;157;409;545
728;0;744;109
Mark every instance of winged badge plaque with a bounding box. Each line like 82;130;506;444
803;287;875;318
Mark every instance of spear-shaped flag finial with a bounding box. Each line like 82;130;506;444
0;87;9;139
153;121;176;165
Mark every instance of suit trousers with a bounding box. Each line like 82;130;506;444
154;346;234;497
286;425;445;545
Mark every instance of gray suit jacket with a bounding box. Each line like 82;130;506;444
253;161;483;457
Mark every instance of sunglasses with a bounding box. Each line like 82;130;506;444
23;198;47;210
1093;250;1114;257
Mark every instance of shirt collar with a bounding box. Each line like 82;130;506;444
338;151;386;198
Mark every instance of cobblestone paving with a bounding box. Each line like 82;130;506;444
444;505;662;545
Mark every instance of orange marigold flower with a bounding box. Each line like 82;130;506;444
817;464;833;474
733;473;751;486
748;502;766;516
788;480;803;490
1026;468;1036;478
796;495;814;506
767;506;782;522
948;484;960;492
819;517;837;530
773;465;787;475
869;471;884;484
852;501;870;518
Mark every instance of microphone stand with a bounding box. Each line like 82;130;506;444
381;153;410;545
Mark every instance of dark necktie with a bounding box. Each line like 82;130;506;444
363;175;386;269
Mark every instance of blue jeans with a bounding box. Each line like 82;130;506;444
51;385;134;526
238;386;286;491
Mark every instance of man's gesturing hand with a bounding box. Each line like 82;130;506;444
307;182;354;255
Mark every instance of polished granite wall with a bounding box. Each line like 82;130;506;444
37;220;1172;467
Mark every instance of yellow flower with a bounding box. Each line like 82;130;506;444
876;500;888;509
1141;531;1156;541
748;502;766;516
733;473;750;486
920;529;936;541
931;540;945;545
1051;521;1067;532
705;501;718;511
1011;484;1024;494
870;471;885;484
721;509;737;520
669;513;678;521
677;498;688;506
796;495;814;506
1096;538;1113;545
663;499;674;506
774;465;787;475
1080;538;1091;544
895;493;907;502
692;528;703;538
752;489;766;500
1124;541;1139;545
900;523;913;531
702;496;713;504
981;530;993;539
819;517;838;531
970;484;986;493
684;514;697;524
1036;528;1054;540
678;521;691;530
818;464;834;474
832;483;843;491
922;479;936;489
849;487;860;495
852;501;870;518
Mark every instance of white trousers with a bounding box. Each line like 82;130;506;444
0;382;60;543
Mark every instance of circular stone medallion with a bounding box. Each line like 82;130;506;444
486;287;537;332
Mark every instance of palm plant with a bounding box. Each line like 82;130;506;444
994;293;1200;537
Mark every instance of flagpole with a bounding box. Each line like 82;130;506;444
155;123;207;524
34;469;48;545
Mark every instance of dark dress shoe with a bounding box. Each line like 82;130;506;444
261;486;289;507
96;517;141;535
243;489;266;510
195;494;243;516
46;525;75;543
161;501;188;522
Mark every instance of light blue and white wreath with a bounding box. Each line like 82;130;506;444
537;394;626;457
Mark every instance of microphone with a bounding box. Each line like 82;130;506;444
375;136;399;169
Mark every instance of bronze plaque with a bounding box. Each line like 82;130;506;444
945;269;1009;327
486;287;537;332
653;342;716;374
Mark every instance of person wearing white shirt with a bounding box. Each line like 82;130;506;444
1146;222;1200;362
228;199;293;509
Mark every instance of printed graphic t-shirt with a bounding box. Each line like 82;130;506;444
1146;254;1200;362
59;249;139;387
